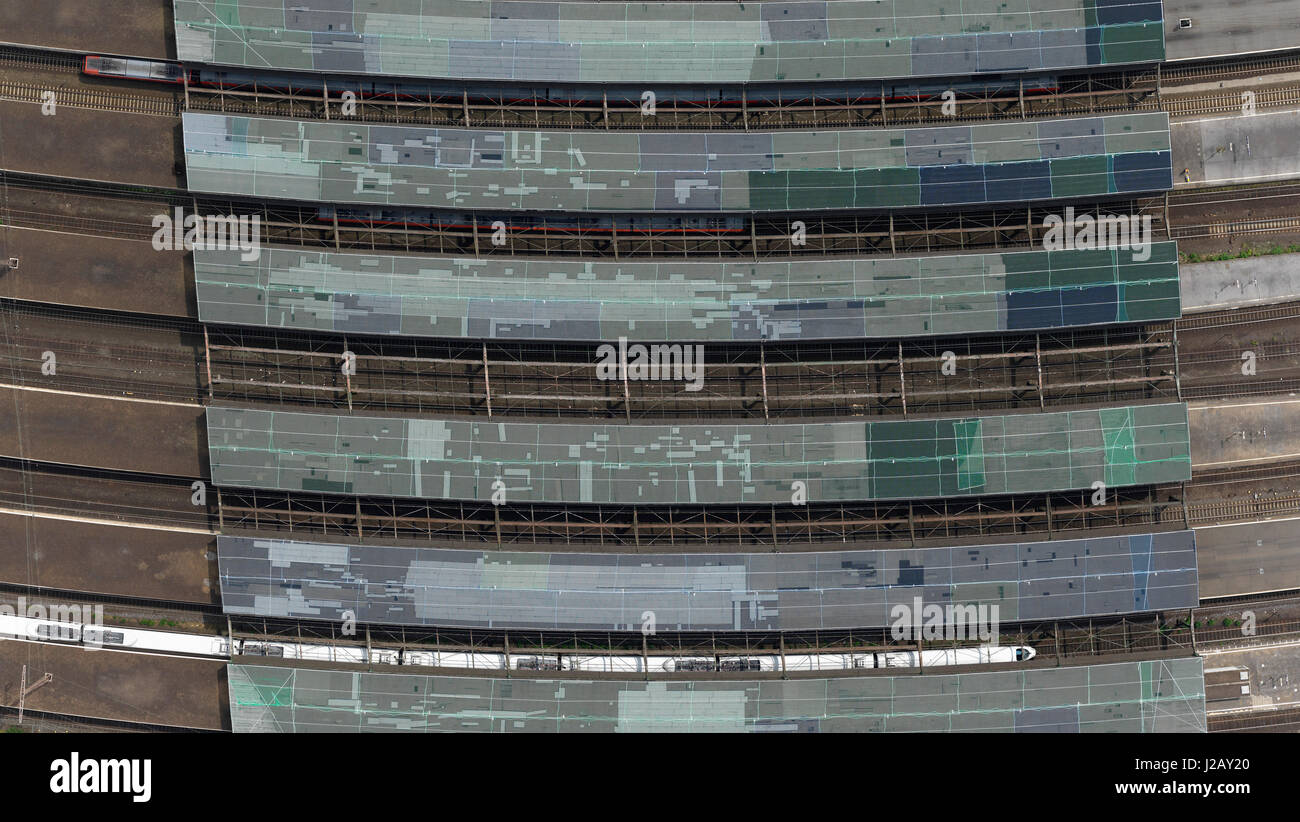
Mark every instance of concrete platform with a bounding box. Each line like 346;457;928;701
1172;107;1300;187
1200;642;1300;714
1181;253;1300;312
1164;0;1300;61
0;513;216;604
0;228;195;318
0;0;173;60
0;386;206;477
1197;517;1300;597
1190;397;1300;469
0;640;226;730
0;100;181;189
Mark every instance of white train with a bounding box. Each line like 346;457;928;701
569;646;1035;674
0;613;1035;673
0;613;356;663
0;612;231;658
784;646;1035;671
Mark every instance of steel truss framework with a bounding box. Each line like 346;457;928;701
215;482;1187;548
224;594;1300;668
231;600;1299;663
213;459;1300;548
184;67;1160;131
0;452;1291;549
0;170;1166;259
205;322;1178;419
253;199;1169;259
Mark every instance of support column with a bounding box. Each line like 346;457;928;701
1035;333;1046;410
482;341;493;417
897;341;908;416
1172;324;1183;400
621;346;632;422
342;335;353;412
203;326;214;400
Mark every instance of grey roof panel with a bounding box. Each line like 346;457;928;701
182;112;1172;212
227;657;1206;733
217;530;1197;631
206;403;1193;505
177;0;1163;84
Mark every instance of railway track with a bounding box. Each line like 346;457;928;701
4;41;1300;129
10;167;1300;259
74;450;1279;548
1168;179;1300;208
0;169;1167;259
203;325;1178;419
1163;85;1300;118
0;79;179;117
0;706;222;734
0;43;79;73
0;575;1244;664
4;67;1290;127
1162;52;1300;83
0;295;1187;419
185;77;1155;130
212;483;1297;544
222;590;1300;669
1208;705;1300;732
0;445;1228;546
10;288;1300;421
5;492;1299;667
1174;300;1300;330
1171;216;1300;241
0;456;213;531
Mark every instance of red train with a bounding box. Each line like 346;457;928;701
83;55;184;84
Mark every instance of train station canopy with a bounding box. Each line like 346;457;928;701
174;0;1166;85
182;112;1173;212
205;402;1193;505
194;243;1181;342
227;658;1206;733
217;530;1199;631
